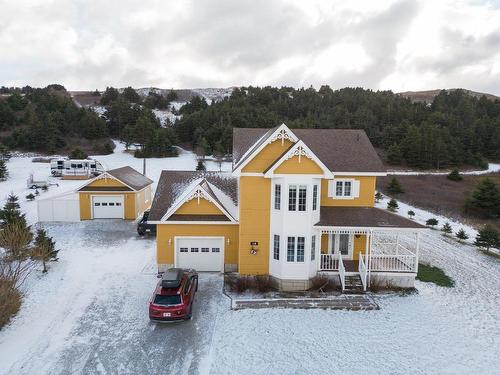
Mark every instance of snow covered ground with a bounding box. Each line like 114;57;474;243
387;162;500;175
0;144;499;374
0;140;231;224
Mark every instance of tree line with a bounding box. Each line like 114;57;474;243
174;86;500;168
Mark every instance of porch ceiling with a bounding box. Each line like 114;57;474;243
315;207;427;230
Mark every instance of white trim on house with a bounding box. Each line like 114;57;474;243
315;226;428;233
327;178;360;200
159;180;237;223
232;123;298;175
90;195;125;219
263;140;334;179
76;171;138;192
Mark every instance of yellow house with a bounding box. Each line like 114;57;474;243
77;166;153;220
149;124;426;291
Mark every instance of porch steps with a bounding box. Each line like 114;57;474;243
343;274;365;294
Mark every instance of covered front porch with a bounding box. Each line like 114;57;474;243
314;207;427;292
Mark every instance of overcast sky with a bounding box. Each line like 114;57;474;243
1;0;500;94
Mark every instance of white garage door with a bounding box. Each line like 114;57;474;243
92;195;124;219
176;237;224;272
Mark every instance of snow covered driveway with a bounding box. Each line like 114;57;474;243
0;221;499;375
0;222;226;375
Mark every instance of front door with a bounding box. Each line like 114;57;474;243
329;234;352;259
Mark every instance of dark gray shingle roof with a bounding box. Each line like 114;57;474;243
149;171;238;221
232;127;385;173
107;166;153;191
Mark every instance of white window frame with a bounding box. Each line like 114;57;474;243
274;184;281;210
329;179;359;200
287;236;305;262
312;184;318;210
311;235;316;261
288;184;307;212
273;234;280;260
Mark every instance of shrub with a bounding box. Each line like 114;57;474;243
0;277;22;329
441;222;452;235
469;178;500;218
196;160;206;171
374;192;383;203
231;276;256;294
387;177;404;194
426;218;439;228
26;193;35;201
456;228;469;242
447;169;462;181
41;185;48;192
407;210;415;219
255;275;273;293
387;198;399;212
309;275;330;290
69;148;87;159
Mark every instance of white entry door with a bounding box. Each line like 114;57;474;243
92;195;124;219
329;234;353;258
176;237;224;272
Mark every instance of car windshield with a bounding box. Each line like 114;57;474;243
153;294;181;306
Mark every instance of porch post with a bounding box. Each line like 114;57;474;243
368;229;373;286
415;232;420;273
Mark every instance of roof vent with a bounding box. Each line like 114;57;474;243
161;268;184;288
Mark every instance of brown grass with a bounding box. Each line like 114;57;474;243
0;277;22;329
377;173;500;231
225;275;275;294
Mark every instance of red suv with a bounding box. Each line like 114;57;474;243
149;268;198;322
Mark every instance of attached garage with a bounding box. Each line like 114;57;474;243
175;237;224;272
91;195;124;219
37;192;80;222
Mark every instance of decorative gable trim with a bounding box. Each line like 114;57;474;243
263;140;334;178
232;123;298;175
160;180;237;223
76;172;137;192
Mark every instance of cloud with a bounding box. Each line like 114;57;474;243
0;0;499;94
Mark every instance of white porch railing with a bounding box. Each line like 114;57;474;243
338;253;345;291
369;254;417;273
320;254;339;271
358;254;367;291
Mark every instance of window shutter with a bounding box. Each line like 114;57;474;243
352;180;360;198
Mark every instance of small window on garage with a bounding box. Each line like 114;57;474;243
180;247;188;252
94;203;100;206
102;203;108;206
191;248;199;252
116;202;122;206
212;247;220;253
109;202;115;206
201;247;209;252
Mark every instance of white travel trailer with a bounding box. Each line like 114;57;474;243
50;158;105;177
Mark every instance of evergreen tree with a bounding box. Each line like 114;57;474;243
469;178;500;217
426;218;439;228
196;159;206;171
100;87;120;105
387;198;399;212
474;225;500;252
0;159;7;181
26;193;35;201
441;222;452;235
387;144;403;164
70;148;87;159
387;177;404;194
0;194;27;228
447;169;462;181
374;192;383;203
407;210;415;219
456;228;469;242
166;90;178;103
32;228;58;273
122;87;141;103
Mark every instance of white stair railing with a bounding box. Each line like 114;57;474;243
338;252;345;292
358;254;368;291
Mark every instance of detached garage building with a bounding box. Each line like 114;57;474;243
78;166;153;220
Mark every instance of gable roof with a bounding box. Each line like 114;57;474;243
233;126;386;173
77;166;153;192
106;166;153;190
148;171;238;221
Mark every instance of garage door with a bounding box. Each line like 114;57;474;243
176;237;224;272
92;195;124;219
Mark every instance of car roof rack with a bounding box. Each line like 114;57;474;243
161;268;184;288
